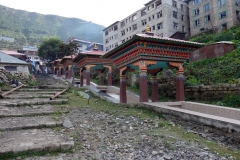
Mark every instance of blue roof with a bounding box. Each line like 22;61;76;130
0;51;28;64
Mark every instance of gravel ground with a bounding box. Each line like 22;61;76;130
24;106;235;160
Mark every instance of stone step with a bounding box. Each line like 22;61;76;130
4;94;67;99
0;105;68;117
0;99;68;107
0;116;62;131
0;129;74;155
18;89;65;92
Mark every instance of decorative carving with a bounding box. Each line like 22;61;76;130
104;65;112;72
169;62;184;73
85;65;96;71
120;67;127;76
133;60;156;71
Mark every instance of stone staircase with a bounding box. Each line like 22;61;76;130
0;74;74;157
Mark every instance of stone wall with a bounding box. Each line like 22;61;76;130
0;68;35;85
185;84;240;100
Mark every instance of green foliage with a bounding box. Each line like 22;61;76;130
58;41;79;57
221;94;240;108
0;5;104;50
185;75;200;86
38;37;63;61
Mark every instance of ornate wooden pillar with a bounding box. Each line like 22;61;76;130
151;76;158;102
169;62;185;101
80;68;84;87
133;60;156;102
68;65;73;79
85;65;95;86
104;66;112;86
58;67;61;77
120;67;127;103
100;71;105;86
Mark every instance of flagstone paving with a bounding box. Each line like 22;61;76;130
0;74;74;157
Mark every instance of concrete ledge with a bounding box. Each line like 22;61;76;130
141;102;240;132
181;102;240;121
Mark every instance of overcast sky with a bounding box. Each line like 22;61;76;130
0;0;149;27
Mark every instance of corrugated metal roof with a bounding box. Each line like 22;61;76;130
0;51;27;64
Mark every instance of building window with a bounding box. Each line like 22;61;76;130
4;66;17;71
129;27;131;31
157;22;163;30
173;22;178;29
142;19;147;26
193;9;200;16
115;43;118;48
181;15;184;21
141;9;147;16
157;11;163;18
236;10;240;21
142;30;146;34
221;23;227;30
158;33;163;37
218;0;226;7
193;0;203;5
152;26;155;30
219;11;227;19
105;30;108;36
121;21;125;27
173;11;178;18
121;30;125;36
114;25;118;31
114;34;118;39
132;14;137;21
172;0;177;8
203;3;210;12
236;0;240;6
105;39;109;44
181;4;184;10
194;19;200;26
122;39;125;44
156;0;162;8
152;15;155;19
133;24;137;30
182;26;185;32
148;17;151;21
204;15;211;23
152;4;154;8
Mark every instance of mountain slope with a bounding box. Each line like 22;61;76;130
0;5;104;50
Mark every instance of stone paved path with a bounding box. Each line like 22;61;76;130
0;74;74;158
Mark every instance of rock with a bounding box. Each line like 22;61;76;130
152;151;158;155
63;119;73;128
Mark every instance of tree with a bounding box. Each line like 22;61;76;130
38;37;63;61
58;41;79;57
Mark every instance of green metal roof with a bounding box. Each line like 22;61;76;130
0;51;28;64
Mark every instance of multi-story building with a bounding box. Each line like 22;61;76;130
189;0;240;36
103;0;190;52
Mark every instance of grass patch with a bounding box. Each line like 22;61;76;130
0;148;73;160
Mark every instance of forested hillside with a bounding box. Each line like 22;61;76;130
0;5;104;50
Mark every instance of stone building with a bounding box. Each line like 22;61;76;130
103;0;190;52
189;0;240;36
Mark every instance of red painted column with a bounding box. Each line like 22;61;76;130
176;71;185;101
80;69;83;87
151;76;158;102
100;73;104;85
120;75;127;103
86;67;90;86
108;72;112;86
139;70;148;102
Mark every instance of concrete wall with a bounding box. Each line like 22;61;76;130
103;0;190;52
189;0;240;36
0;63;29;74
189;42;234;62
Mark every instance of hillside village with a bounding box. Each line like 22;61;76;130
1;0;240;159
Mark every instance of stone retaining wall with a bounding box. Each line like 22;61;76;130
185;84;240;100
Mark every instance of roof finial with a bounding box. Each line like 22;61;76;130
146;25;151;33
93;43;98;50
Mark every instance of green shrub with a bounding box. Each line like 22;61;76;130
222;94;240;108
